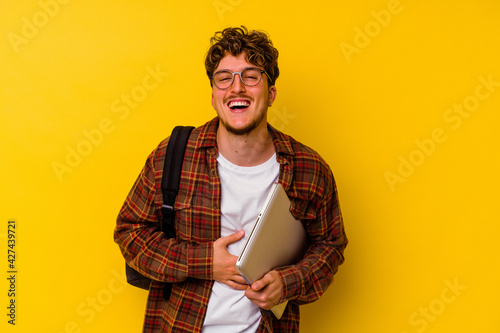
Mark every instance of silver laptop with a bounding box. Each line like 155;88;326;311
236;182;308;319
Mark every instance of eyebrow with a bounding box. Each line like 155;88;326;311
215;66;260;73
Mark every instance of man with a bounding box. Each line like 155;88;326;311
114;26;347;332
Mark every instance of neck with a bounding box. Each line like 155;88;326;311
217;122;275;167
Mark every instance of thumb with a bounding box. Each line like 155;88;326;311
220;230;245;246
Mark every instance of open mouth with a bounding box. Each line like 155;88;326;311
228;99;251;111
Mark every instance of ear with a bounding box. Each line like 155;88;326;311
268;85;277;106
211;93;214;109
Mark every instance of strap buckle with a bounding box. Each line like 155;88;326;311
161;204;174;217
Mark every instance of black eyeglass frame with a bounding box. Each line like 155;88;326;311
211;67;273;89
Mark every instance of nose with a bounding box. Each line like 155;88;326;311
230;73;246;93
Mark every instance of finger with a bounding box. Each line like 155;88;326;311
229;280;249;290
232;274;248;286
219;230;245;246
245;285;279;310
251;273;271;291
223;276;249;290
244;287;266;307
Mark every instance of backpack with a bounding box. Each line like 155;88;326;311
125;125;194;300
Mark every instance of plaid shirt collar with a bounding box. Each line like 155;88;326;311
195;117;296;157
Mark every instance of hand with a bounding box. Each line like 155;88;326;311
244;270;283;310
213;230;248;290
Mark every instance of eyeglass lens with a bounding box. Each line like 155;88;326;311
213;68;262;89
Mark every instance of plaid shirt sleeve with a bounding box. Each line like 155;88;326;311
271;127;348;307
113;137;213;283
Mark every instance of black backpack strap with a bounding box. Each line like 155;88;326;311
161;126;194;236
160;125;194;299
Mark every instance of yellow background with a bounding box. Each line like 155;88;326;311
1;0;499;332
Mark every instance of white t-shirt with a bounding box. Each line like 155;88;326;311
202;153;279;333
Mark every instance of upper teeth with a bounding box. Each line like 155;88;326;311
229;101;250;108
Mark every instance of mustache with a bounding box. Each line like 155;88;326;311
224;95;254;104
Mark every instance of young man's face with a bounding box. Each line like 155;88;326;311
211;52;277;136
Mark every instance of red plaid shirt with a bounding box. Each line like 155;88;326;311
114;118;347;332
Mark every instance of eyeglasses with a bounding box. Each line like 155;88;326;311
212;67;272;90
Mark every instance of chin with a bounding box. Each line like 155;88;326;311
217;106;267;136
225;123;258;136
220;118;260;136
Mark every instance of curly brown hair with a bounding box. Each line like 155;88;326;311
205;26;279;87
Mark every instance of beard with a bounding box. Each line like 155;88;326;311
217;109;267;136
